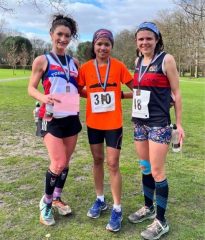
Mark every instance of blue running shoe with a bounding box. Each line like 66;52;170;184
87;198;108;218
106;208;123;232
39;196;55;226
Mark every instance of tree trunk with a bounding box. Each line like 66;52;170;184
194;47;199;78
190;65;194;77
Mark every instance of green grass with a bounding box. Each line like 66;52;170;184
0;69;31;78
0;73;204;240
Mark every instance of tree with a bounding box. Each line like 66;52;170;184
0;18;7;63
174;0;205;17
0;18;6;35
112;30;136;70
0;1;13;12
0;0;68;13
3;36;32;55
155;10;189;76
3;36;32;71
6;42;20;74
30;38;47;61
174;0;205;77
76;41;92;64
154;1;205;77
19;43;30;73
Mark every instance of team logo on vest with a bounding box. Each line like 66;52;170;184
51;71;64;77
149;65;158;72
50;64;62;72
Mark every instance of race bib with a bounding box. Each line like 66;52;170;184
132;89;151;118
90;91;115;113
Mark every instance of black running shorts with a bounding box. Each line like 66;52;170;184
36;115;82;138
87;126;123;149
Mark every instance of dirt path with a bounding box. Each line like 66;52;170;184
0;76;29;82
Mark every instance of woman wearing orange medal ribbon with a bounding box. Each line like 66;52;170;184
128;22;185;240
78;29;133;232
28;14;82;226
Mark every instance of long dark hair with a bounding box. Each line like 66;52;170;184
90;44;96;59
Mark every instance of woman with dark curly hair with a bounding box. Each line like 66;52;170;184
28;14;82;226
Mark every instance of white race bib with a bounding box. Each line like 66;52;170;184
132;89;151;118
90;91;115;113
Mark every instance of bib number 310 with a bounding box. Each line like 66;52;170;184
90;91;115;113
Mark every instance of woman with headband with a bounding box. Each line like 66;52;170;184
128;22;185;239
78;29;133;232
28;14;82;226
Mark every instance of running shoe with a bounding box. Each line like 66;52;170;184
106;208;123;232
87;198;108;218
141;218;169;240
39;196;55;226
128;206;156;223
52;197;72;215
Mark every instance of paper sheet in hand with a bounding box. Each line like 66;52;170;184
52;93;80;112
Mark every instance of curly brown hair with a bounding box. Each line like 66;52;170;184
50;14;78;39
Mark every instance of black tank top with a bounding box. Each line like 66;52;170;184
132;51;172;127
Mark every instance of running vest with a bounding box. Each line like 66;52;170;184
132;52;172;127
39;53;79;118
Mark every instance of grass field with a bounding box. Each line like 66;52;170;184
0;69;31;79
0;72;204;240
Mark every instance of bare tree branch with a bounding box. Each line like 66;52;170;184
0;0;68;13
174;0;205;17
0;0;13;12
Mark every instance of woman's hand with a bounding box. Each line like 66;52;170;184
41;94;61;105
176;123;185;147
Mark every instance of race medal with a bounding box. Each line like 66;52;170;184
136;89;141;96
66;85;70;92
101;94;107;102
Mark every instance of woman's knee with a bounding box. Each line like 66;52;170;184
93;154;104;165
139;160;151;175
50;163;67;175
107;160;119;173
151;168;166;181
